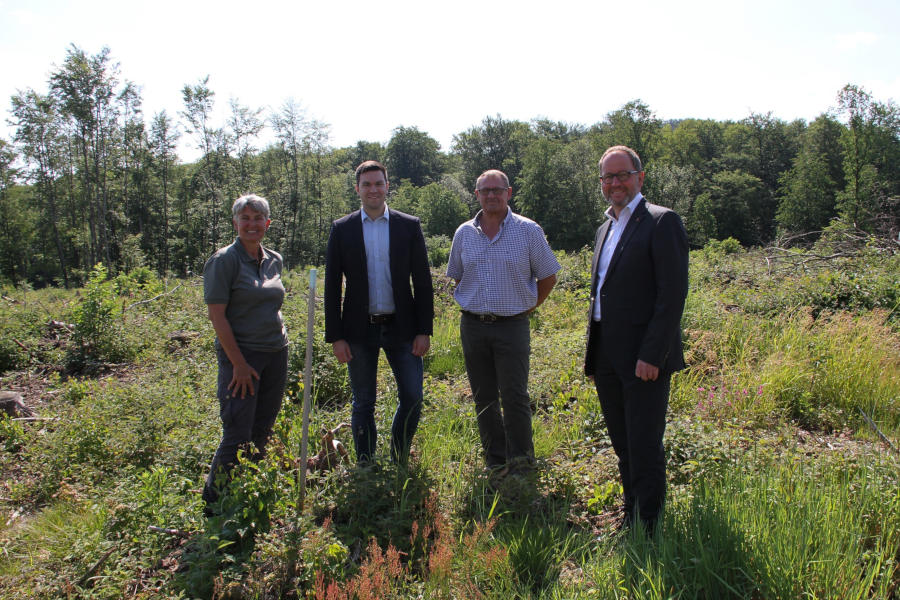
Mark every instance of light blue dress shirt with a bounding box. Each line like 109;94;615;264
362;205;395;314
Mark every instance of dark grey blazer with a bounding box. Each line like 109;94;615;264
324;209;434;344
584;198;689;377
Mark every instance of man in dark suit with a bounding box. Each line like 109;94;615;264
584;145;689;533
325;160;434;463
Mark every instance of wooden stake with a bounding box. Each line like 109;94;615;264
298;268;317;506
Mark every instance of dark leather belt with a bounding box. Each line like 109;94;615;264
461;310;527;323
368;313;394;324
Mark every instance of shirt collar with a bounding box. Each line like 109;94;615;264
473;206;511;228
233;237;269;262
361;204;390;223
604;192;643;222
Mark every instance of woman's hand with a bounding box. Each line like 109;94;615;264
208;303;259;398
229;360;260;399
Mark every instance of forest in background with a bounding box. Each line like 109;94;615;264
1;44;898;288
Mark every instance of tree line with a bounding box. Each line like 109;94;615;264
2;45;898;288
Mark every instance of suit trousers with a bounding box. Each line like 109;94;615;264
460;313;533;469
589;321;669;528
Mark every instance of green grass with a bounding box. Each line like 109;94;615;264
576;451;900;600
0;247;898;599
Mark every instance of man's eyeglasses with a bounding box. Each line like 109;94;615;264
600;170;639;184
476;187;509;195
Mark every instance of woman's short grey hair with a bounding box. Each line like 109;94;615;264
232;194;270;219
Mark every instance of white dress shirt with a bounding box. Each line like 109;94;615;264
593;193;643;321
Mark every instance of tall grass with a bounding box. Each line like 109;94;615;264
575;452;900;600
676;306;900;432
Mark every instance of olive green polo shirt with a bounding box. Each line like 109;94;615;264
203;238;288;351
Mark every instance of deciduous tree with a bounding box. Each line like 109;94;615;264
385;126;442;187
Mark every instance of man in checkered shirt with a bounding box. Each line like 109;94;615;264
446;169;560;476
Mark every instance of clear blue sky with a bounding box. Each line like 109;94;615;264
2;0;898;161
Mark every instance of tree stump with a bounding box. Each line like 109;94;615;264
0;391;33;418
166;330;200;352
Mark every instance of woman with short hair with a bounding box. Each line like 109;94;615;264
202;194;289;508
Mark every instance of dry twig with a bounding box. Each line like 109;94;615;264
78;546;117;587
859;407;900;456
124;283;183;312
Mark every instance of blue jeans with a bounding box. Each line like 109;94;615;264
346;322;424;463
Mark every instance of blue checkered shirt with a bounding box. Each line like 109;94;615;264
446;208;561;316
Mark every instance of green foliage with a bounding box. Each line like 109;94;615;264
417;183;468;238
0;323;29;373
660;118;725;171
9;52;900;289
386;126;444;187
690;241;900;322
178;410;304;597
66;263;137;371
425;234;451;267
452;114;533;189
702;236;743;259
0;414;26;452
836;84;900;235
503;517;589;594
585;450;900;600
311;461;437;555
423;310;465;378
796;264;899;316
386;181;468;240
776;115;845;234
664;417;747;485
586;479;622;514
289;330;350;407
698;169;769;246
206;452;291;555
114;265;162;296
602;99;663;163
0;501;110;596
518;136;602;251
1;254;900;599
245;519;349;596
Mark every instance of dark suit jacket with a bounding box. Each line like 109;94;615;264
324;208;434;344
583;198;689;378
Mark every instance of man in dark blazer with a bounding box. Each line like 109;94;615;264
584;145;689;533
325;160;434;463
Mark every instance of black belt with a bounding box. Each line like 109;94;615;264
461;310;527;323
368;313;394;324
